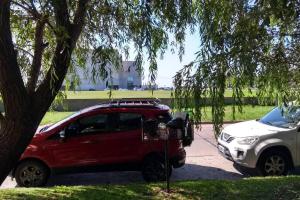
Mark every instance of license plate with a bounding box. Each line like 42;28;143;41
218;144;225;154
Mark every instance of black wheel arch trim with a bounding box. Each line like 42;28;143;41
143;152;165;162
12;158;51;178
256;145;295;170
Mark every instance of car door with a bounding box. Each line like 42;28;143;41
97;112;143;164
45;113;110;168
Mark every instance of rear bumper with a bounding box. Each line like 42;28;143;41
171;149;186;168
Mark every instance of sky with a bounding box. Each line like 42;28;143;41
127;31;201;87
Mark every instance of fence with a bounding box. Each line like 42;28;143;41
0;97;275;112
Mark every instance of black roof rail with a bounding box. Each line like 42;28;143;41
109;98;161;106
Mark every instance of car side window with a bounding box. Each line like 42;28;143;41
66;114;109;137
79;114;109;134
117;113;142;131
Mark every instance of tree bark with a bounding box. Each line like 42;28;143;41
27;18;47;93
0;115;41;184
0;0;90;185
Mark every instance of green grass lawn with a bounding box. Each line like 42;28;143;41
199;105;274;122
64;89;256;99
41;105;274;125
41;112;74;125
0;177;299;200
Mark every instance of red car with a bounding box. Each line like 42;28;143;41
11;99;194;187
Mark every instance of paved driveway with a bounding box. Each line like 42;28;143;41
1;124;243;188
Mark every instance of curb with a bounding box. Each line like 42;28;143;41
197;121;242;125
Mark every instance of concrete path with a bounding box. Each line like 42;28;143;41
1;124;243;188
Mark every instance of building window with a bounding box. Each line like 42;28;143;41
127;77;134;89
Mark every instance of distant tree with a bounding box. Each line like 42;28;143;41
174;0;300;136
0;0;194;184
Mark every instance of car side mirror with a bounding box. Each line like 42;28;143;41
59;130;67;142
143;119;158;137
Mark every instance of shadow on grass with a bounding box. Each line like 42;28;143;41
7;164;300;199
2;176;300;200
172;176;300;200
45;164;243;187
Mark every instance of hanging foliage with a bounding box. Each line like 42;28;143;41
174;0;300;136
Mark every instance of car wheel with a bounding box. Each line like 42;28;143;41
141;156;172;182
15;160;49;187
258;150;289;176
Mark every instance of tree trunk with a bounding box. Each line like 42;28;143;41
0;39;78;187
0;0;89;185
0;116;40;184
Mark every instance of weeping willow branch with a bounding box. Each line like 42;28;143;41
12;0;41;19
15;46;34;58
174;0;300;137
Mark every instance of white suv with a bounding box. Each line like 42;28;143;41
218;105;300;176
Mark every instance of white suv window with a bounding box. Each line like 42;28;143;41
260;106;300;128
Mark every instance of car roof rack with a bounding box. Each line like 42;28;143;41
109;98;161;106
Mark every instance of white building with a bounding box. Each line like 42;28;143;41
73;61;142;91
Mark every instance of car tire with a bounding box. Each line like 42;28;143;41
257;150;289;176
15;160;49;187
141;155;172;182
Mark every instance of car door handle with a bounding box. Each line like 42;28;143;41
81;140;97;144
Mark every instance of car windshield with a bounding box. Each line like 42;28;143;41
45;112;80;131
259;105;300;128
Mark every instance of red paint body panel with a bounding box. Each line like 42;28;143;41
20;105;186;172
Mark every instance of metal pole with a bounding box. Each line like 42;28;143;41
164;129;170;193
